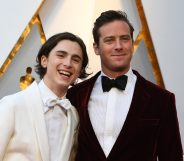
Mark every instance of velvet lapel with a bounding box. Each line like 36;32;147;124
107;71;151;159
24;82;50;161
80;72;107;159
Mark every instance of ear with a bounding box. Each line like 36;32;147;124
41;55;48;68
93;42;100;55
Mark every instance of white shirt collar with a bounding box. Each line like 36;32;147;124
38;80;66;112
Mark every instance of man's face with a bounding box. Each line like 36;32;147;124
94;20;134;78
41;40;83;96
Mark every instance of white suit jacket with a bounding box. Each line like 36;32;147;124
0;81;78;161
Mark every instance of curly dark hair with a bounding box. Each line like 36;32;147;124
35;32;89;79
93;10;134;45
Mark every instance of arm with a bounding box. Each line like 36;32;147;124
158;93;183;161
0;96;15;161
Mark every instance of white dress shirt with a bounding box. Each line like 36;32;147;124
88;68;137;157
38;80;68;161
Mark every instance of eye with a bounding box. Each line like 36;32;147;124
56;50;67;58
73;58;79;63
121;36;131;41
104;38;114;44
58;54;64;58
72;56;81;63
56;53;65;58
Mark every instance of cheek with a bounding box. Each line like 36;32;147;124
75;69;80;77
102;45;112;52
74;64;82;76
101;52;110;61
99;47;111;58
125;43;134;52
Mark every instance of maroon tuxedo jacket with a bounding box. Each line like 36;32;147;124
67;70;183;161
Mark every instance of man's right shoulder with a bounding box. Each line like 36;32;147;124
66;77;92;108
68;72;100;93
69;76;94;93
67;72;100;107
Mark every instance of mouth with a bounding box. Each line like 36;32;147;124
112;53;127;56
58;70;72;77
111;54;126;58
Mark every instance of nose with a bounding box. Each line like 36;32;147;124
63;57;72;68
115;40;122;50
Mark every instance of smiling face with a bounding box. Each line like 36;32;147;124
41;40;83;97
93;20;134;78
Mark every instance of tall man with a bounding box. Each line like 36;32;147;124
0;32;89;161
67;10;183;161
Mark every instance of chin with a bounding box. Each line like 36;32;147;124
57;81;70;88
113;65;129;72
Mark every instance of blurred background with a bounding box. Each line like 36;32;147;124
0;0;183;151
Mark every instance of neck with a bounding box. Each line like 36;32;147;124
51;88;66;98
43;78;67;98
102;67;130;79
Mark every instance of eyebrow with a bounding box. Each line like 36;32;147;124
120;35;131;38
104;36;114;39
104;34;131;39
56;50;67;54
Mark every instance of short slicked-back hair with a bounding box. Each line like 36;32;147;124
93;10;134;45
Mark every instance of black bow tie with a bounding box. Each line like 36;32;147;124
101;75;128;92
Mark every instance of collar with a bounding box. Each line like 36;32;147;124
38;80;66;112
99;68;137;93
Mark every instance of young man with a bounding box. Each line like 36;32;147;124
0;32;89;161
67;10;183;161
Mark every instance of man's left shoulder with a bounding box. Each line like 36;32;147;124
134;70;174;97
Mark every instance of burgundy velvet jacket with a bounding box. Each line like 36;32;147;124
67;70;183;161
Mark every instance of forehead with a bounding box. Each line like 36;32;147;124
52;39;83;56
99;20;131;38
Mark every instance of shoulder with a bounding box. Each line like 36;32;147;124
68;72;100;94
67;72;100;106
0;90;23;105
0;81;40;109
0;93;21;116
134;70;174;98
